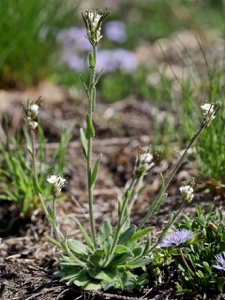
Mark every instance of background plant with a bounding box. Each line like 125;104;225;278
166;42;225;189
0;114;74;218
0;0;77;88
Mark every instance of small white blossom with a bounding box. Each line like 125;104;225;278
24;97;42;130
47;175;66;196
27;103;39;119
201;103;215;126
26;117;38;130
133;148;154;177
180;185;194;203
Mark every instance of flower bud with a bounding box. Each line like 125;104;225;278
201;103;215;126
82;8;110;45
180;185;194;203
133;147;154;178
24;97;42;130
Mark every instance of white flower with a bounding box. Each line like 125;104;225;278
26;117;38;130
47;175;66;196
24;98;42;130
201;103;215;126
82;8;109;45
180;185;194;203
27;103;39;119
133;148;154;177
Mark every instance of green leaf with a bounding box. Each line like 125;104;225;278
202;261;212;275
150;193;168;216
88;249;105;267
127;227;154;245
117;195;123;215
83;282;102;290
118;224;136;245
136;273;149;287
67;239;87;255
107;250;133;267
46;205;55;224
196;270;204;278
126;258;152;269
89;52;95;69
47;236;63;249
142;233;152;255
85;114;95;139
88;268;116;280
91;153;102;187
80;128;87;159
216;277;225;293
70;216;94;250
97;219;112;247
132;246;143;257
74;269;91;287
80;75;90;99
121;270;137;291
114;245;130;254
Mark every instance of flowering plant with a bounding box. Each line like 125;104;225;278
0;109;73;218
25;7;221;294
152;204;225;296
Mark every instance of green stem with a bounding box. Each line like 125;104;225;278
103;177;137;267
128;175;143;212
31;129;38;184
139;122;207;229
148;202;186;254
87;45;97;249
39;193;87;267
178;247;196;279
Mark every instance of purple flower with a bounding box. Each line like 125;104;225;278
96;49;138;73
61;50;86;72
57;27;92;51
213;252;225;271
160;229;194;248
104;21;126;43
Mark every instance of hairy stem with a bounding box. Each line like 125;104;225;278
87;45;97;249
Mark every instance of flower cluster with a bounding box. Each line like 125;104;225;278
160;229;195;248
180;185;194;203
133;147;154;178
201;103;216;126
47;175;66;197
24;97;42;130
82;8;110;45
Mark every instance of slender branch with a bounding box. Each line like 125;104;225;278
139;122;207;229
178;247;196;279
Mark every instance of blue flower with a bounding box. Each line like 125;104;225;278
213;252;225;271
160;229;194;247
104;20;126;43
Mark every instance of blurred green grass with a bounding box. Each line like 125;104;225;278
0;0;78;89
0;0;224;90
